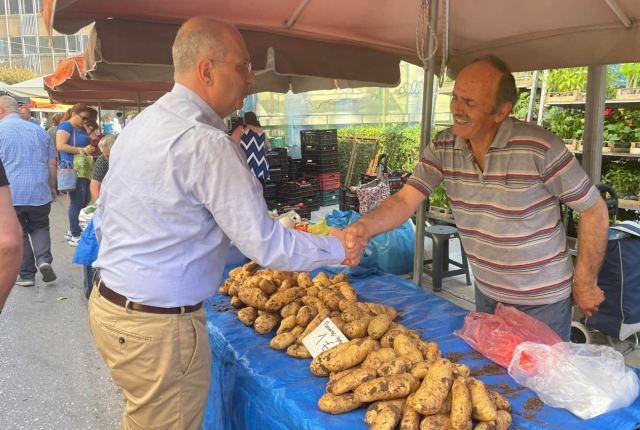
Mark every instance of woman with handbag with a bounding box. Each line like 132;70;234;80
56;103;97;246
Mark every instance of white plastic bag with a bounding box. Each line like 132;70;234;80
508;342;639;419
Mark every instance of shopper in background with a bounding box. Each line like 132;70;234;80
0;96;56;287
56;103;98;246
90;134;116;203
102;116;115;135
89;17;362;430
46;114;62;144
231;111;270;181
0;157;22;314
19;106;41;127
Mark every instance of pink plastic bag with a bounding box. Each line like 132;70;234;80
453;303;562;367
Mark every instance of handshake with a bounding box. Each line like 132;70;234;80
331;222;369;267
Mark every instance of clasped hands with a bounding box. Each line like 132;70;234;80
331;222;369;266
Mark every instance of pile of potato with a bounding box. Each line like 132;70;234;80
219;262;512;430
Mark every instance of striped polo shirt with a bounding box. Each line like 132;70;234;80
407;117;599;305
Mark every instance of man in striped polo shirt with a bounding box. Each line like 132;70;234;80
346;55;609;341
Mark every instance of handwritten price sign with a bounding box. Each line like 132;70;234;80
302;317;348;358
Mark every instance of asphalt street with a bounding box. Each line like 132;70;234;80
0;198;121;430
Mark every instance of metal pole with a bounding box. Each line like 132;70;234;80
582;65;606;183
412;0;439;286
537;70;549;127
526;71;539;123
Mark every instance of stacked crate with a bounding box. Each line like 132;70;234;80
277;179;320;219
301;129;341;207
266;148;289;184
339;187;360;213
287;158;303;181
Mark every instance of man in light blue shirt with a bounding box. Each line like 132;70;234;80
19;106;42;127
0;96;57;286
89;17;362;430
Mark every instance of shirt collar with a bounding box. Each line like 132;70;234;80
453;117;514;151
171;83;227;131
1;112;20;122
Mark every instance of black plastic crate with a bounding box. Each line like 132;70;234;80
262;181;278;199
300;129;338;147
269;167;288;183
301;152;339;165
339;202;360;213
303;162;340;175
302;146;339;158
320;189;340;207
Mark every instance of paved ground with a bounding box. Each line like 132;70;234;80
0;198;121;430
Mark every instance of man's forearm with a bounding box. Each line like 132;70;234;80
48;162;57;189
358;185;426;239
575;198;609;283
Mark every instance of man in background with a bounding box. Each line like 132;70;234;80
19;105;41;127
0;96;57;286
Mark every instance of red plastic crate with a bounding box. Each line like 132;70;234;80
306;171;341;190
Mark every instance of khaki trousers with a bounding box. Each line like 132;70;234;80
88;287;212;430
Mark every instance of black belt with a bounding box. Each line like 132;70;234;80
95;277;202;314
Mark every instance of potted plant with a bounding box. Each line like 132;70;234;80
617;63;640;99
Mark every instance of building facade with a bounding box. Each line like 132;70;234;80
0;0;88;74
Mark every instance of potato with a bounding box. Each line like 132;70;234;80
336;283;357;302
394;334;424;364
368;313;393;340
306;285;319;296
451;377;472;430
241;261;259;274
354;373;417;402
343;317;372;339
370;402;403;430
228;281;240;297
495;410;512;430
297;306;331;342
269;331;298;350
362;347;397;371
295;305;317;327
238;287;268;310
420;415;453;430
331;316;345;332
230;295;245;309
229;267;243;279
468;378;497;421
378;356;413;377
237;307;258;326
318;289;343;311
286;343;311;359
254;277;278;295
253;312;280;334
400;394;422;430
318;392;362;415
488;390;511;412
473;423;496;430
297;272;313;289
366;302;398;320
280;301;301;319
410;361;429;380
411;358;453;415
365;399;406;425
423;342;441;364
331;273;349;283
380;325;418;348
329;367;357;381
341;305;365;322
277;315;297;334
219;280;231;295
315;338;377;373
327;367;377;394
264;287;305;312
453;363;470;378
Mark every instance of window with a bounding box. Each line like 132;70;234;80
24;36;36;54
8;0;20;15
67;35;78;52
0;40;9;56
81;35;88;50
0;2;6;15
38;36;52;54
24;0;34;14
52;36;66;54
10;37;22;55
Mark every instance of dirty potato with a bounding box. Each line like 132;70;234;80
269;331;298;350
327;367;377;395
286;343;311;359
318;392;362;415
253;312;280;334
451;377;472;430
419;415;453;430
355;373;417;402
469;378;497;422
368;313;393;340
411;358;453;415
237;306;258;326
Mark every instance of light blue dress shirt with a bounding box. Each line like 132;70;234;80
0;113;56;206
94;84;345;307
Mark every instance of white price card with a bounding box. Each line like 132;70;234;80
302;317;348;358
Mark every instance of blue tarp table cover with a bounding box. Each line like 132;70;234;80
202;269;640;430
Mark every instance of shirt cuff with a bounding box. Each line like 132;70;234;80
326;236;346;264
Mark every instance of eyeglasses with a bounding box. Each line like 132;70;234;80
78;114;90;122
209;58;252;74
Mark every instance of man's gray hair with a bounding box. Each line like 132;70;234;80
98;134;117;151
172;18;229;77
469;55;519;114
0;96;19;112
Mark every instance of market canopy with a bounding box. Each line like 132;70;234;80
5;76;49;98
44;55;172;106
45;0;640;77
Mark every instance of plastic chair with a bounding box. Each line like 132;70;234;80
423;224;471;292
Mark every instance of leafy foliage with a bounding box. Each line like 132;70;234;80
547;67;618;98
545;107;584;139
0;66;37;85
619;63;640;88
602;160;640;196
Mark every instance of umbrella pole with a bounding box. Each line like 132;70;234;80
412;0;440;287
582;65;606;183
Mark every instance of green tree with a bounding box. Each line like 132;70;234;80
0;66;37;85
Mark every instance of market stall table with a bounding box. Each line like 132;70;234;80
202;269;640;430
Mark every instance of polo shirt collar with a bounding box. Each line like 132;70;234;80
171;83;226;131
1;112;20;122
453;117;514;152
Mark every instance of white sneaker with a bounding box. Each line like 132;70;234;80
15;277;35;287
64;230;73;240
68;236;81;246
